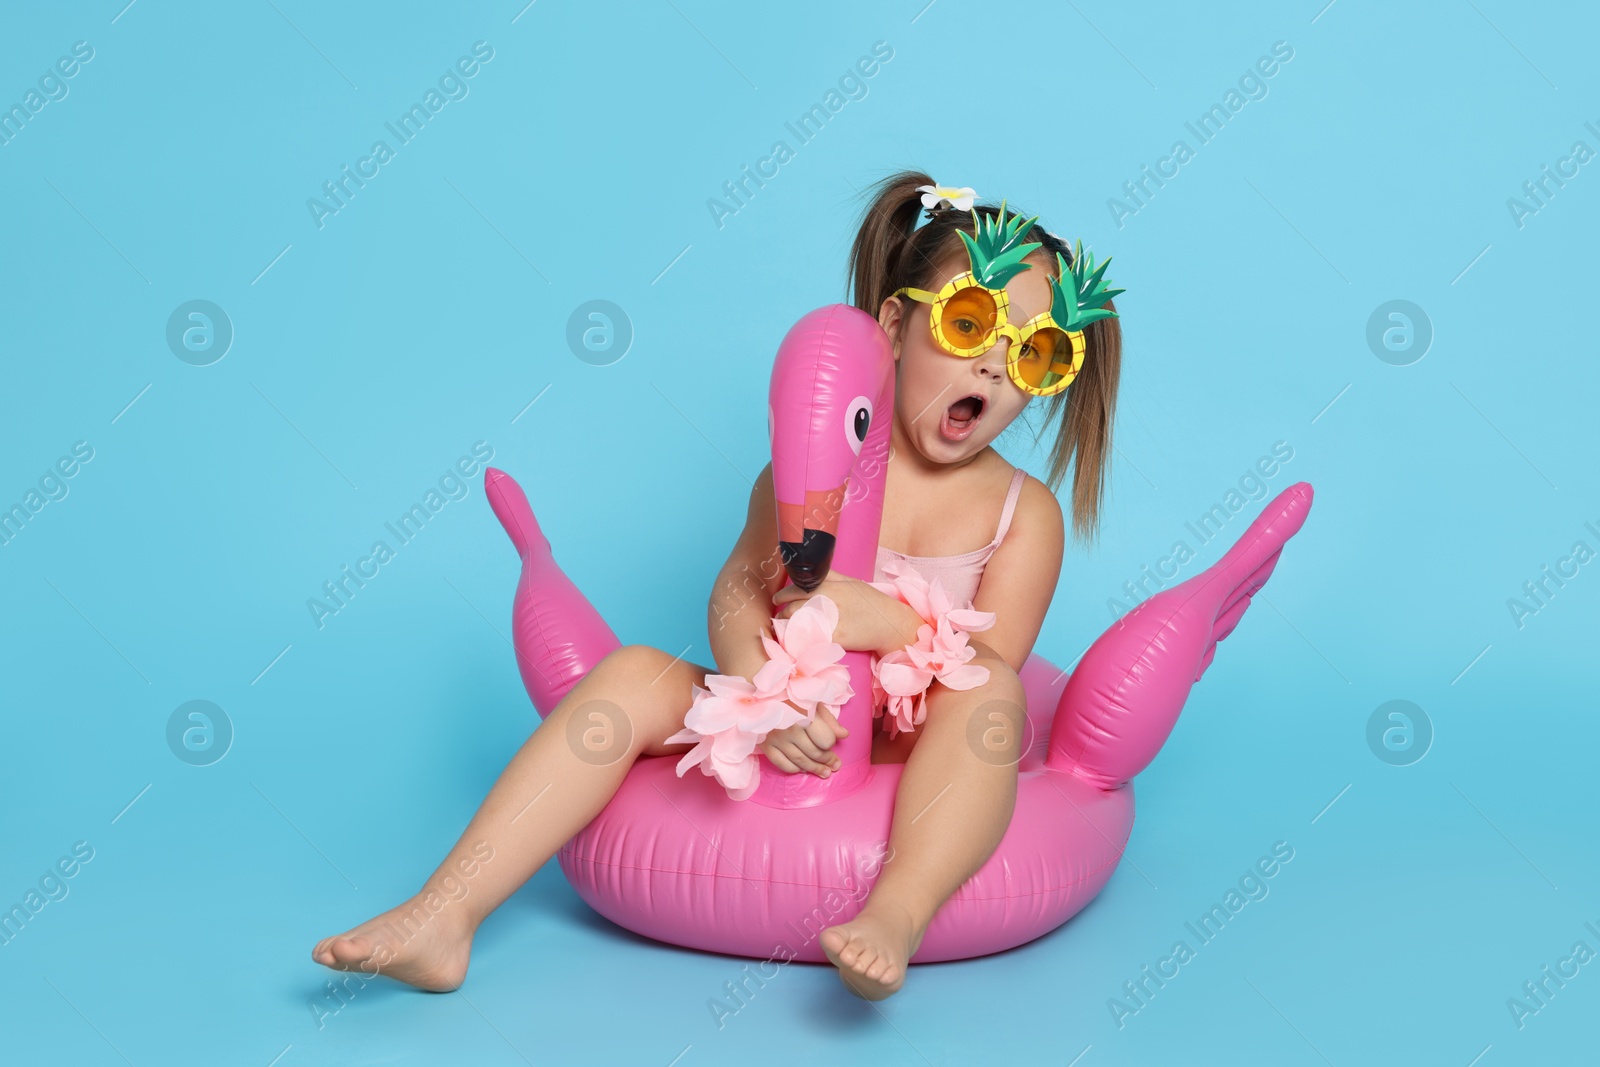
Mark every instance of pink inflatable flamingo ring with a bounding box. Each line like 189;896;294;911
482;303;1314;963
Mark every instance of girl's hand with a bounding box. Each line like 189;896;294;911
771;573;904;654
760;705;850;777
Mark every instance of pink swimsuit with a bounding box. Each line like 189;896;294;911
873;467;1026;607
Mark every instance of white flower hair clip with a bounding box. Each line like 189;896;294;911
917;184;977;212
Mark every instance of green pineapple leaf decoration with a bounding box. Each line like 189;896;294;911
957;199;1043;289
1049;241;1125;332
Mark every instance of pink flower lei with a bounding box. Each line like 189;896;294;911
665;596;853;801
667;561;995;799
867;558;996;739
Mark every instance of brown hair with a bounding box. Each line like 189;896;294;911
846;169;1123;545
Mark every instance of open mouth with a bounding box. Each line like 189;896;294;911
939;393;986;442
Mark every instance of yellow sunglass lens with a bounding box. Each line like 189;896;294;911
1014;328;1073;391
939;287;997;351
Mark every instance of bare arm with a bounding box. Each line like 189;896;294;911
968;475;1065;674
707;463;788;680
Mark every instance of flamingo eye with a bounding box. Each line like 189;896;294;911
845;395;872;455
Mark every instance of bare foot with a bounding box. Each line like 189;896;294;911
821;901;925;1001
311;894;475;992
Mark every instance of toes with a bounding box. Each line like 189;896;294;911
849;943;878;974
867;951;902;983
328;935;371;969
823;918;911;1000
830;929;863;966
312;934;350;965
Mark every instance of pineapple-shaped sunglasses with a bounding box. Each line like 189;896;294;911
893;201;1123;397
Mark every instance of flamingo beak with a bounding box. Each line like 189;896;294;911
779;531;835;592
775;482;848;591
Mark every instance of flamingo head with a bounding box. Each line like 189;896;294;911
768;305;895;591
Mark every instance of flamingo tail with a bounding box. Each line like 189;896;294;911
485;467;623;718
1045;481;1315;787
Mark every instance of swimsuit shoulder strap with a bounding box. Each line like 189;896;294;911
992;467;1027;546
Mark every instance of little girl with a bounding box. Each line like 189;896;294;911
312;170;1123;1001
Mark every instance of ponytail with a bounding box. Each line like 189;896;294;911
845;169;1125;545
1041;298;1121;545
847;170;929;318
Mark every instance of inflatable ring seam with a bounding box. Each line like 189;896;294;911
556;843;1128;900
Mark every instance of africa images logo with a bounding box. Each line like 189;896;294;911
306;42;495;230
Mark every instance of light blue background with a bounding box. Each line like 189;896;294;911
2;1;1596;1064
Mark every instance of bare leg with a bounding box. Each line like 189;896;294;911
311;645;708;990
822;651;1023;1000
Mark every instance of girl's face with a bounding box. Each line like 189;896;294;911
878;249;1056;467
